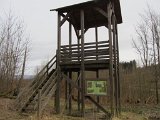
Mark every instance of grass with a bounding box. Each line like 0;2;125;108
0;96;160;120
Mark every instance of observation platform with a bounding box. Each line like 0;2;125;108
60;40;110;71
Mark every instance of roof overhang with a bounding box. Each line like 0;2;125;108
51;0;122;30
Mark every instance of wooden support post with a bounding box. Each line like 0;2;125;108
76;29;81;111
77;71;81;111
69;71;72;114
107;3;114;115
55;12;61;114
115;21;121;114
37;89;42;120
95;27;100;111
96;70;100;112
68;23;72;114
95;27;98;60
65;71;68;109
112;14;118;116
69;22;72;59
80;9;85;117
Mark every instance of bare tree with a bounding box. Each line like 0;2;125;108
0;12;29;95
132;6;160;104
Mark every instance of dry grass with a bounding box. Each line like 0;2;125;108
0;97;159;120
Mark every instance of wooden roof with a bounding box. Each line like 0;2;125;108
51;0;122;30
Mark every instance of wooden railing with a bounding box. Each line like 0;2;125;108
60;40;109;64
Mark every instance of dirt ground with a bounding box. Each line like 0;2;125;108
0;97;159;120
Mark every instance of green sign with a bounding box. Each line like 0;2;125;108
87;81;107;95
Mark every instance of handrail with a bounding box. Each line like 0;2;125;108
60;40;109;64
61;40;109;48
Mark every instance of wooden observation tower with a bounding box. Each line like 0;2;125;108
51;0;122;117
16;0;122;118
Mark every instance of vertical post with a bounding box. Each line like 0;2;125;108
69;23;72;60
115;21;121;114
96;70;100;112
112;14;118;116
95;27;98;60
69;71;72;114
37;89;42;120
55;12;61;114
95;27;100;111
77;30;81;111
65;71;68;109
77;72;81;111
68;23;72;114
80;9;85;117
108;3;114;115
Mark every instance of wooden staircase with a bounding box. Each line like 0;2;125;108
16;55;59;112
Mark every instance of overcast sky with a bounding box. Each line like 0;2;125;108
0;0;160;75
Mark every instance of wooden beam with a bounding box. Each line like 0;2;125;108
60;12;72;27
69;71;72;115
95;27;98;60
37;89;42;120
107;3;114;115
62;74;82;91
55;12;61;114
77;72;81;111
95;27;100;112
77;30;81;111
64;71;68;109
69;22;72;61
85;96;111;117
94;7;108;19
74;27;79;40
59;13;72;24
78;28;89;39
115;19;121;114
80;9;85;117
112;14;118;116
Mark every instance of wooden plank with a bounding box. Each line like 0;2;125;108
61;57;109;63
39;71;57;95
95;27;98;60
96;70;100;112
37;89;42;120
60;59;109;65
64;71;68;109
61;48;109;54
80;9;85;117
61;50;109;57
85;96;111;117
34;75;57;110
60;12;71;27
94;7;108;19
108;3;114;115
74;27;79;39
59;12;72;25
62;74;82;91
61;44;109;51
40;83;58;112
55;12;61;114
115;20;121;114
61;45;109;50
112;14;118;116
78;28;89;39
61;40;109;48
77;72;81;111
69;71;72;114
